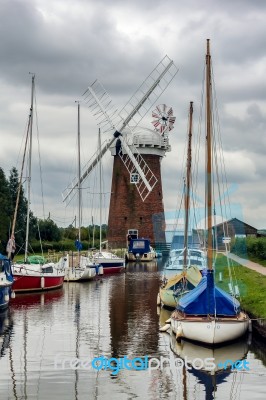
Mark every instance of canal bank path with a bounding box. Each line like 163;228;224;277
226;252;266;275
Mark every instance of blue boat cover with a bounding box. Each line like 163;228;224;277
0;253;13;283
177;270;240;316
128;239;150;255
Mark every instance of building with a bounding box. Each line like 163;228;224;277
107;127;170;249
213;218;258;249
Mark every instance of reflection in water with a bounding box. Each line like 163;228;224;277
0;269;265;399
0;309;13;358
109;267;161;357
170;332;250;400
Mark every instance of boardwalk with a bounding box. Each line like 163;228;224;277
226;252;266;276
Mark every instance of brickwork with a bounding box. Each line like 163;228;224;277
107;154;166;248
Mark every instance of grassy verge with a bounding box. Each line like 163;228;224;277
214;253;266;319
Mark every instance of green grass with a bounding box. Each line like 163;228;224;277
214;254;266;318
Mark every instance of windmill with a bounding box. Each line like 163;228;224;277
63;56;177;249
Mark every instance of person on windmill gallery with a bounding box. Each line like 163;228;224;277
6;234;16;260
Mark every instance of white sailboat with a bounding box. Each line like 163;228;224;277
171;40;249;344
158;103;203;309
11;74;65;292
90;129;125;274
58;102;97;282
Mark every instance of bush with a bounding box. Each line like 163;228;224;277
231;237;266;260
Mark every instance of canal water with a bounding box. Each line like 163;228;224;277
0;260;265;399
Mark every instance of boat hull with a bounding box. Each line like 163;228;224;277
101;264;125;274
59;255;97;282
159;287;178;309
92;252;125;274
12;274;64;292
64;266;96;281
171;311;249;344
126;252;156;262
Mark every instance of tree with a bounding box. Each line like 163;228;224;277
0;167;10;253
8;167;28;248
37;218;62;242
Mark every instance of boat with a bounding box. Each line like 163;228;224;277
0;254;14;311
91;251;125;274
171;40;249;344
166;248;207;271
57;252;98;282
89;129;125;274
166;102;206;273
58;102;98;281
10;75;65;292
125;235;156;262
159;266;202;309
158;103;204;309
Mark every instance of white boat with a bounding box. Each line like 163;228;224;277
55;253;97;282
60;102;98;282
10;75;65;292
171;309;249;345
125;236;156;262
166;248;207;271
170;40;249;345
91;251;125;274
88;129;125;274
158;103;203;309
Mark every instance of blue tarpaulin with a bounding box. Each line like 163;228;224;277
177;270;240;316
128;239;150;255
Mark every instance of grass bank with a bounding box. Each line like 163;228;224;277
214;253;266;319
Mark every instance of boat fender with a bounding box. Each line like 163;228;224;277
4;294;9;302
159;324;170;332
157;293;161;306
11;291;16;299
98;266;104;275
41;276;45;289
175;326;183;341
248;319;252;333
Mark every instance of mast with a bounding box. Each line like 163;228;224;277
183;101;193;269
98;129;102;252
206;39;213;270
8;122;30;259
77;101;81;263
25;74;35;261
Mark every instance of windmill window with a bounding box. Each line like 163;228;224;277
130;173;139;184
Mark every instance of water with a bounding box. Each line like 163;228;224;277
0;260;265;400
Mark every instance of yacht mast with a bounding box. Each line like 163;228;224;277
206;39;213;270
183;101;193;269
25;74;35;261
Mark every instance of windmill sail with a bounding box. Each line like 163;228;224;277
63;55;177;203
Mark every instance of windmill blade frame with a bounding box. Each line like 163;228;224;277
63;55;178;203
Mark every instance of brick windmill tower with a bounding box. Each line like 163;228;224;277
108;104;175;248
62;56;177;249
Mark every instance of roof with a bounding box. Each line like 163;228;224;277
213;218;257;232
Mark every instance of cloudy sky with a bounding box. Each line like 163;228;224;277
0;0;265;231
